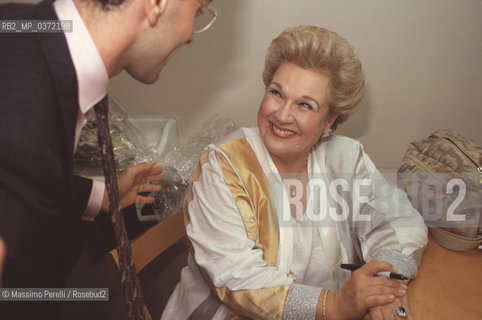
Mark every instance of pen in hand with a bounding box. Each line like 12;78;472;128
340;263;409;280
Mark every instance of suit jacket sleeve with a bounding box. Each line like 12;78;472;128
72;175;94;215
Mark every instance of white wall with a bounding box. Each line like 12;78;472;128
5;0;481;169
110;0;482;169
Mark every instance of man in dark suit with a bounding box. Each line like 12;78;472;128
0;0;216;318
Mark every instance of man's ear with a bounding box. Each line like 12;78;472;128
146;0;168;26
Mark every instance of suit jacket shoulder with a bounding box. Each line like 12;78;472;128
0;0;91;287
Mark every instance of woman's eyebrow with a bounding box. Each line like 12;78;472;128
270;82;282;89
301;95;321;108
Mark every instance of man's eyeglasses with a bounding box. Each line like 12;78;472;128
194;6;218;34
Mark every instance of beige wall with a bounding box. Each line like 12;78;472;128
5;0;481;169
110;0;482;169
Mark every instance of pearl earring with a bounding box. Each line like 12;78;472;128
321;128;332;140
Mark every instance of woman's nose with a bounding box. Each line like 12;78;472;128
277;102;294;123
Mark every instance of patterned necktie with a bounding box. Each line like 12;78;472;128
94;95;145;319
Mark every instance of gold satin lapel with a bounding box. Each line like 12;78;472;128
184;152;210;227
184;141;289;320
218;139;279;267
216;139;288;320
215;152;258;243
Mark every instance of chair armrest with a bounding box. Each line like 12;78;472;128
108;210;186;273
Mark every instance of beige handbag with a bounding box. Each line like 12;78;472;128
398;129;482;251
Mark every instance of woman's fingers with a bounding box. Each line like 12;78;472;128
367;307;384;320
364;314;374;320
336;261;408;319
366;284;406;298
358;260;397;276
358;262;407;298
364;294;395;309
366;278;407;299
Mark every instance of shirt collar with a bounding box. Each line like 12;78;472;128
54;0;109;114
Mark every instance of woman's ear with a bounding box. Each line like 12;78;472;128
328;112;339;129
146;0;168;26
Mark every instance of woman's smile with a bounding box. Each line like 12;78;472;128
270;122;297;139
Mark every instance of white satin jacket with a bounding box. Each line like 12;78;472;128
162;127;427;320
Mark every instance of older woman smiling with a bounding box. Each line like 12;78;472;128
162;26;427;320
258;61;335;173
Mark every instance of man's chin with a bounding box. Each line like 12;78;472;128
142;72;161;84
127;67;162;84
126;49;176;83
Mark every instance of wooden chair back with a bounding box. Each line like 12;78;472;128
108;211;185;320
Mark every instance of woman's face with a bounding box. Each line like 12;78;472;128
257;62;337;170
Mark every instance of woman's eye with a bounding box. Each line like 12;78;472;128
300;102;313;110
269;89;281;97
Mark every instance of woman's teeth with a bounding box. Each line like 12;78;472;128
273;124;295;137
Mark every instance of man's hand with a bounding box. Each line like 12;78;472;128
101;161;163;212
364;294;414;320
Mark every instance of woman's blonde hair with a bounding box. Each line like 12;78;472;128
263;25;365;130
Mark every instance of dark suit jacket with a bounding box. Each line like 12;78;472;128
0;0;93;299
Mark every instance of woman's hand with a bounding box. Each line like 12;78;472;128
364;294;414;320
323;261;407;319
101;161;163;212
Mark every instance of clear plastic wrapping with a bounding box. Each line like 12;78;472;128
74;106;237;222
137;115;237;222
73;97;153;177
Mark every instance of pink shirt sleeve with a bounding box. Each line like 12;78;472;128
81;180;105;221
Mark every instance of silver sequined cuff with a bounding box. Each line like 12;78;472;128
283;283;322;320
372;249;418;279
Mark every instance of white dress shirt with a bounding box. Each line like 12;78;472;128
54;0;109;221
